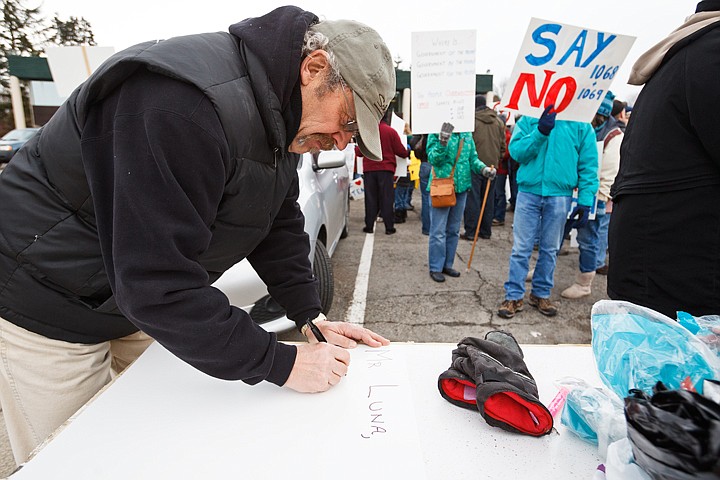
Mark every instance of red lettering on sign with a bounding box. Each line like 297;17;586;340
504;70;556;110
504;70;576;113
544;76;577;112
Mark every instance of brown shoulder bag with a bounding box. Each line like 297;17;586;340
430;139;464;208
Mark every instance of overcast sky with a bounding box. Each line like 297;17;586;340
39;0;699;103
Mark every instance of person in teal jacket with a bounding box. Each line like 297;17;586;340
498;106;598;318
426;129;495;283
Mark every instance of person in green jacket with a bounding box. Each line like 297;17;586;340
427;125;496;283
498;105;598;318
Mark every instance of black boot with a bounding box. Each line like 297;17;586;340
394;209;406;223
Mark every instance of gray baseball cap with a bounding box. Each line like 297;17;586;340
310;20;395;160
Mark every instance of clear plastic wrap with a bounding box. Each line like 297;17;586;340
677;311;720;357
605;438;652;480
556;377;626;460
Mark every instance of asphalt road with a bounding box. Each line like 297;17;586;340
281;190;608;344
0;189;609;478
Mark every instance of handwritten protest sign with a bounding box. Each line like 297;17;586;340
391;112;409;177
411;30;477;134
343;348;425;478
501;18;635;122
45;46;115;99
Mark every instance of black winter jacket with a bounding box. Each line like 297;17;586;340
0;6;321;386
611;20;720;198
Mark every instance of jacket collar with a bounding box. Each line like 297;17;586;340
229;7;319;146
629;11;720;85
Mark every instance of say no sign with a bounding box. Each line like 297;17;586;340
501;18;635;122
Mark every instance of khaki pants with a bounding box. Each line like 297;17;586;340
0;317;153;465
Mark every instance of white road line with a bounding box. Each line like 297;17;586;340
345;232;375;325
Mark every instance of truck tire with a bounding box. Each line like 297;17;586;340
313;241;334;314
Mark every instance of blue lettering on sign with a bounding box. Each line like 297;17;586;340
580;32;616;67
525;23;561;66
558;30;587;67
527;24;617;68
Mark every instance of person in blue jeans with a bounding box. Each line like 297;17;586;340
493;121;513;225
429;190;469;281
410;134;431;235
427;126;495;283
393;173;412;224
498;105;598;318
419;161;432;234
562;92;623;298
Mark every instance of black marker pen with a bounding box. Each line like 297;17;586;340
305;318;327;343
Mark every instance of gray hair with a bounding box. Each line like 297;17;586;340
303;27;343;91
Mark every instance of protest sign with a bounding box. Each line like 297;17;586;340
411;30;477;134
501;19;635;122
45;46;115;99
349;177;365;200
391;112;409;177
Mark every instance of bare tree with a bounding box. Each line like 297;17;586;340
0;0;46;131
48;15;96;46
0;1;96;131
493;77;510;101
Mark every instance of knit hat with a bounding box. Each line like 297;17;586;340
611;99;627;117
310;20;396;160
597;91;615;117
475;94;487;109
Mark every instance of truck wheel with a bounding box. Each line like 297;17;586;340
313;241;334;314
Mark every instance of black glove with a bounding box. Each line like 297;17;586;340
568;205;590;228
481;166;496;180
438;331;554;436
537;104;556;136
439;122;454;146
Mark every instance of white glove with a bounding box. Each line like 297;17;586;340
482;166;496;180
438;122;454;146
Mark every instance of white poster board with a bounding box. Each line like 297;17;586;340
391;112;409;177
349;177;365;200
411;30;477;134
29;81;64;106
13;343;604;479
45;46;115;99
500;19;635;122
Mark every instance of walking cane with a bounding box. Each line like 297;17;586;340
466;177;493;273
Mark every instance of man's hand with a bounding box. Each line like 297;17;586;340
569;205;590;228
284;343;350;393
481;166;496;180
439;122;455;146
286;322;390;393
537;104;556;136
305;320;390;349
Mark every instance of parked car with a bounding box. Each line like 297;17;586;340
0;128;40;164
212;147;352;333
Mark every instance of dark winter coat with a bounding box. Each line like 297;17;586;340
472;107;506;168
0;6;321;386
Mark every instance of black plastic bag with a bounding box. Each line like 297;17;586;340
625;382;720;479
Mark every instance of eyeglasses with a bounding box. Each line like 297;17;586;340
339;79;360;137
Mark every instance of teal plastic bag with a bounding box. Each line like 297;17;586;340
591;300;720;398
